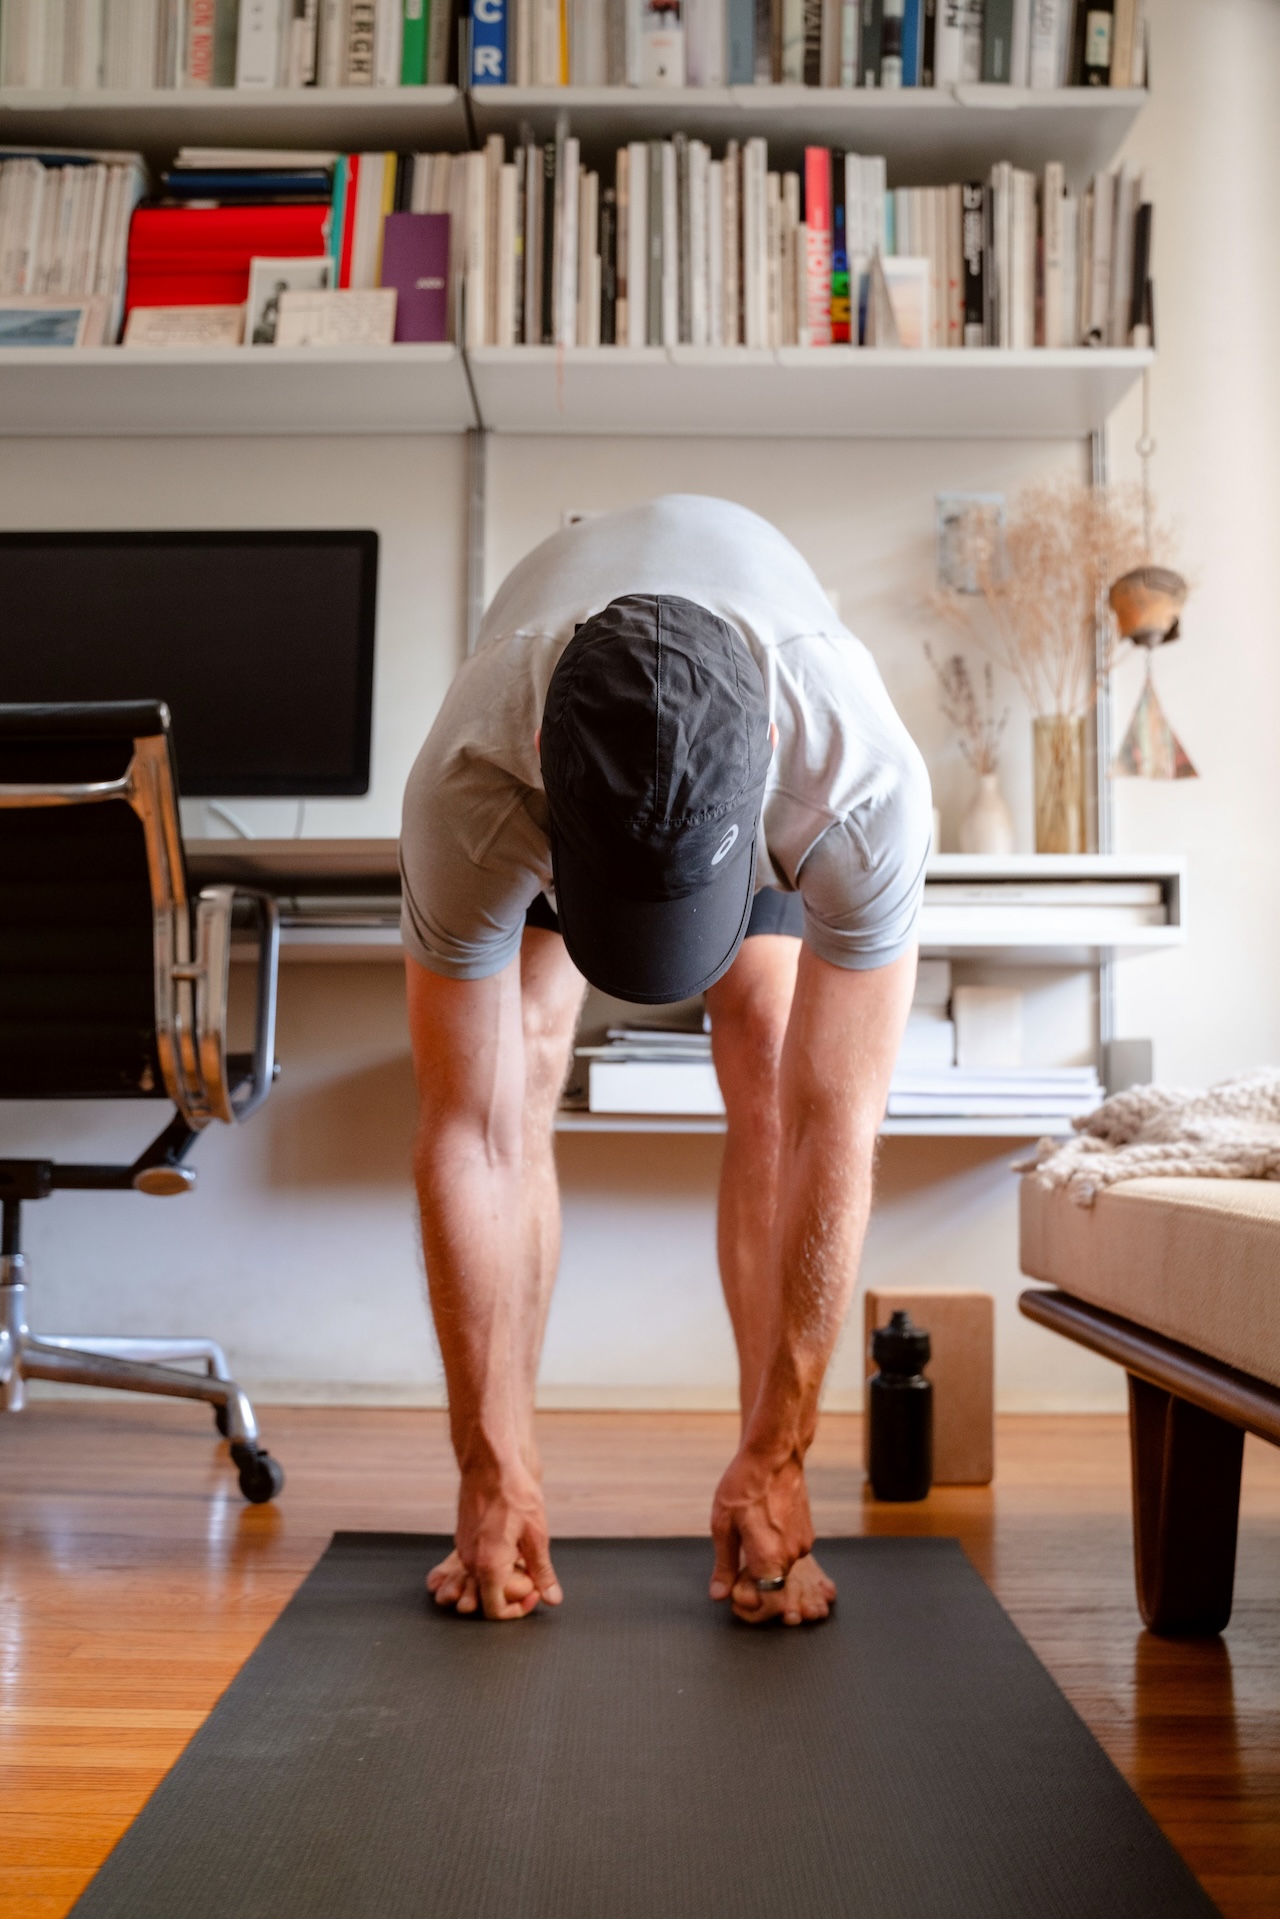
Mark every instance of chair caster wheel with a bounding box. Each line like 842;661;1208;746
214;1402;230;1437
231;1443;284;1504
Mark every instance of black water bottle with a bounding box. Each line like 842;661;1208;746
868;1310;933;1502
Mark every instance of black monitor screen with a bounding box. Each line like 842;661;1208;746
0;530;378;796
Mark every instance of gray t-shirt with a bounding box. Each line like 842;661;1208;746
400;494;932;981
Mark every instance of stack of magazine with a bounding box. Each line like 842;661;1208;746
573;1022;1102;1120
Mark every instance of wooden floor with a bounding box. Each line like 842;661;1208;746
1;1403;1277;1917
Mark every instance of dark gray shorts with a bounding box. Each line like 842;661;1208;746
524;885;804;942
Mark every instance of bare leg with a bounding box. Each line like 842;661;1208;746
707;936;834;1625
407;930;584;1620
707;945;918;1626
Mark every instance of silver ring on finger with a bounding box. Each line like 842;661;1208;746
754;1574;787;1592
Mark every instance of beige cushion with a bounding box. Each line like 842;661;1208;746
1020;1175;1280;1390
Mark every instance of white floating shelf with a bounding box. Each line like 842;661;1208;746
555;1111;1074;1137
0;84;468;154
466;345;1151;438
0;343;475;437
920;852;1185;963
469;84;1147;185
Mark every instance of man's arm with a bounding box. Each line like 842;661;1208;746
406;954;563;1620
709;943;917;1619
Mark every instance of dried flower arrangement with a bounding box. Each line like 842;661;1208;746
924;645;1008;775
933;477;1154;719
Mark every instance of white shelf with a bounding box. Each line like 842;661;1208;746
0;343;476;436
0;85;468;155
920;852;1185;962
0;343;1152;439
555;1110;1074;1136
466;345;1152;439
469;85;1147;185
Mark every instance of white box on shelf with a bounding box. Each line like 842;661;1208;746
953;985;1024;1068
588;1059;725;1115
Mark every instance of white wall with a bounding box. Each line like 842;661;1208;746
4;0;1276;1415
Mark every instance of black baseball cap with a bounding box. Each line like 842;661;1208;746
539;594;772;1005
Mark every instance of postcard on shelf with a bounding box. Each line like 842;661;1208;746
274;287;397;347
379;214;449;342
123;305;246;347
246;256;333;345
0;297;110;348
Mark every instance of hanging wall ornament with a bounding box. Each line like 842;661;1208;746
1108;371;1198;780
1113;659;1197;779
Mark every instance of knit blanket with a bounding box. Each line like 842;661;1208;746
1018;1070;1280;1205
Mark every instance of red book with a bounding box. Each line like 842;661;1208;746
337;154;360;289
125;204;331;313
803;147;833;348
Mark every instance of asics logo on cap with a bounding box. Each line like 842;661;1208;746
711;824;739;867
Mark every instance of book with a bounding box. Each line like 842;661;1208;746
275;284;396;342
285;0;321;83
373;0;403;80
803;147;832;345
379;209;449;338
1027;0;1061;86
0;294;110;347
401;0;428;79
900;0;921;82
860;0;881;81
235;0;284;84
727;0;755;80
879;0;903;81
1041;159;1064;346
980;0;1011;78
640;0;685;81
126;201;330;312
470;0;508;81
1078;0;1112;83
588;1059;724;1116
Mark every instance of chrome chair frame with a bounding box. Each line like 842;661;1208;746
0;707;284;1501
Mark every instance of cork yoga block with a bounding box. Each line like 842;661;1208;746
862;1289;995;1485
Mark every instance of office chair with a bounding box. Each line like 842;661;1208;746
0;700;284;1503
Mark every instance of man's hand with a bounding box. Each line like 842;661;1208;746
709;1444;834;1626
428;1462;563;1621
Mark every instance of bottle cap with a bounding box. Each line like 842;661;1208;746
871;1309;931;1374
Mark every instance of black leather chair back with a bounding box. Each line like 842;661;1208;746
0;702;182;1099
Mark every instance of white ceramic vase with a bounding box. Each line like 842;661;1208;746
958;771;1016;856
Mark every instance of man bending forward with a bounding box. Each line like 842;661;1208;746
401;495;931;1624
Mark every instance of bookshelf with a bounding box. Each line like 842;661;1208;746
0;344;1151;440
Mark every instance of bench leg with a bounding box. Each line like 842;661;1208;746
1128;1373;1245;1636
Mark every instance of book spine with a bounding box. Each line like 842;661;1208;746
470;0;507;78
707;158;723;343
931;0;961;79
830;151;850;341
184;0;216;82
557;135;579;345
723;139;740;344
1086;167;1112;340
540;140;556;343
1041;159;1063;346
345;0;376;78
641;0;685;81
803;0;822;83
860;0;881;82
1108;0;1132;84
981;0;1011;78
1079;0;1112;83
752;0;772;79
944;179;961;344
879;0;902;81
317;0;345;82
839;0;859;81
236;0;283;84
920;0;934;80
1128;197;1151;342
645;139;662;344
400;0;427;76
900;0;920;81
689;141;708;344
464;147;487;346
675;133;691;342
371;0;402;78
660;140;678;344
727;0;754;78
1026;0;1057;87
802;146;832;344
961;179;983;344
627;140;647;345
600;184;617;343
1009;0;1029;82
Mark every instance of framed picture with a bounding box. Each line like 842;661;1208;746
247;256;333;346
0;297;109;348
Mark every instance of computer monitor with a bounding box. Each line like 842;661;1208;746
0;530;378;796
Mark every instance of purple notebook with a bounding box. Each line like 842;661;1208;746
379;212;450;343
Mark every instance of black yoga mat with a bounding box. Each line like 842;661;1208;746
72;1533;1219;1919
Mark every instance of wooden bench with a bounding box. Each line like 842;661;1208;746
1018;1175;1280;1636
